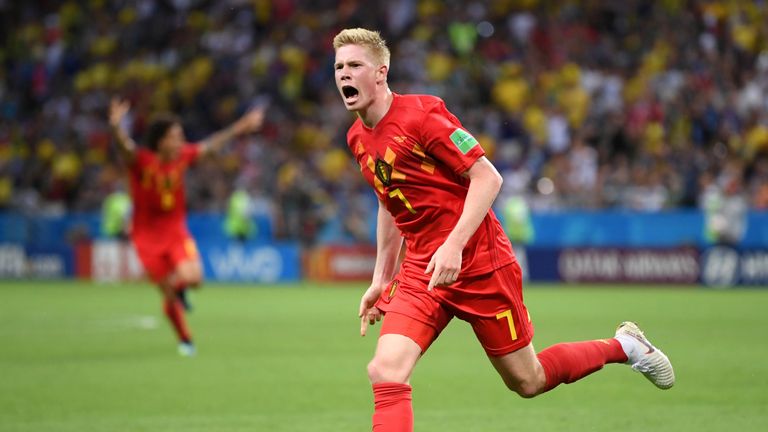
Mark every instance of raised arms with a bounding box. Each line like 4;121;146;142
198;107;266;157
108;98;138;164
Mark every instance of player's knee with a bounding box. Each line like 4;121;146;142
366;359;389;383
157;282;176;299
366;358;408;384
503;377;543;399
513;382;542;399
185;273;202;286
177;265;202;286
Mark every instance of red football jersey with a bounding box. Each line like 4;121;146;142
128;145;201;243
347;93;515;280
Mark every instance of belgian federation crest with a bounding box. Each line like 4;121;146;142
387;280;399;300
374;159;393;186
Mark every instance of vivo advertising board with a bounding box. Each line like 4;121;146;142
85;240;301;283
202;243;301;282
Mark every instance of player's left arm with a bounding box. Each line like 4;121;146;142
198;107;265;157
426;157;502;290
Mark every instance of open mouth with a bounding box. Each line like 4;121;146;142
341;85;359;103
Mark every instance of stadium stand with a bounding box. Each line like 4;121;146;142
1;0;766;247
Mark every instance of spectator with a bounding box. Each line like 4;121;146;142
1;0;766;245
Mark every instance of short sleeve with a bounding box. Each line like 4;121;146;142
420;100;485;175
181;143;202;164
130;148;152;174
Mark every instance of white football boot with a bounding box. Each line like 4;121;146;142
615;321;675;389
178;342;196;357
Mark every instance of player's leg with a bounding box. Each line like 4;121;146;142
369;331;421;432
156;266;194;355
458;262;621;397
172;237;203;287
156;272;194;355
169;259;200;311
168;237;203;311
368;332;422;384
368;278;452;432
134;241;194;353
475;263;672;396
173;259;202;286
489;325;675;396
488;338;627;397
370;312;449;432
163;237;202;355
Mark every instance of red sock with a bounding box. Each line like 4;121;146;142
163;299;191;343
537;339;627;393
372;383;413;432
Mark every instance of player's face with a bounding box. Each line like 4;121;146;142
334;44;383;112
159;123;184;157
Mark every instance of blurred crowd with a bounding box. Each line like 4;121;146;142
1;0;767;244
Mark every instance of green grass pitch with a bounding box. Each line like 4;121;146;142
1;280;766;432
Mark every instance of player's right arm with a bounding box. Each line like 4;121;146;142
359;201;403;336
108;97;137;164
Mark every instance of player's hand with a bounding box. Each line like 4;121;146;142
358;284;384;337
109;97;130;127
425;241;462;291
233;107;265;135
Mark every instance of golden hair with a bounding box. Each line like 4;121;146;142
333;28;390;68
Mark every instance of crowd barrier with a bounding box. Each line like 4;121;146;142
528;210;768;248
1;211;766;286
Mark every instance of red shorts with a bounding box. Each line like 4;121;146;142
376;262;533;357
133;235;200;283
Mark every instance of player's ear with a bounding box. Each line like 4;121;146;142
376;64;388;83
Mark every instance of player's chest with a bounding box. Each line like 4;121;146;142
138;161;188;191
351;131;437;194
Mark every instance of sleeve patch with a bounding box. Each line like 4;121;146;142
449;128;478;154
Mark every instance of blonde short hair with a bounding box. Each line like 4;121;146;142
333;28;390;68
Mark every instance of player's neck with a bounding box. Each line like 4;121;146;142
157;149;175;162
358;89;393;129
